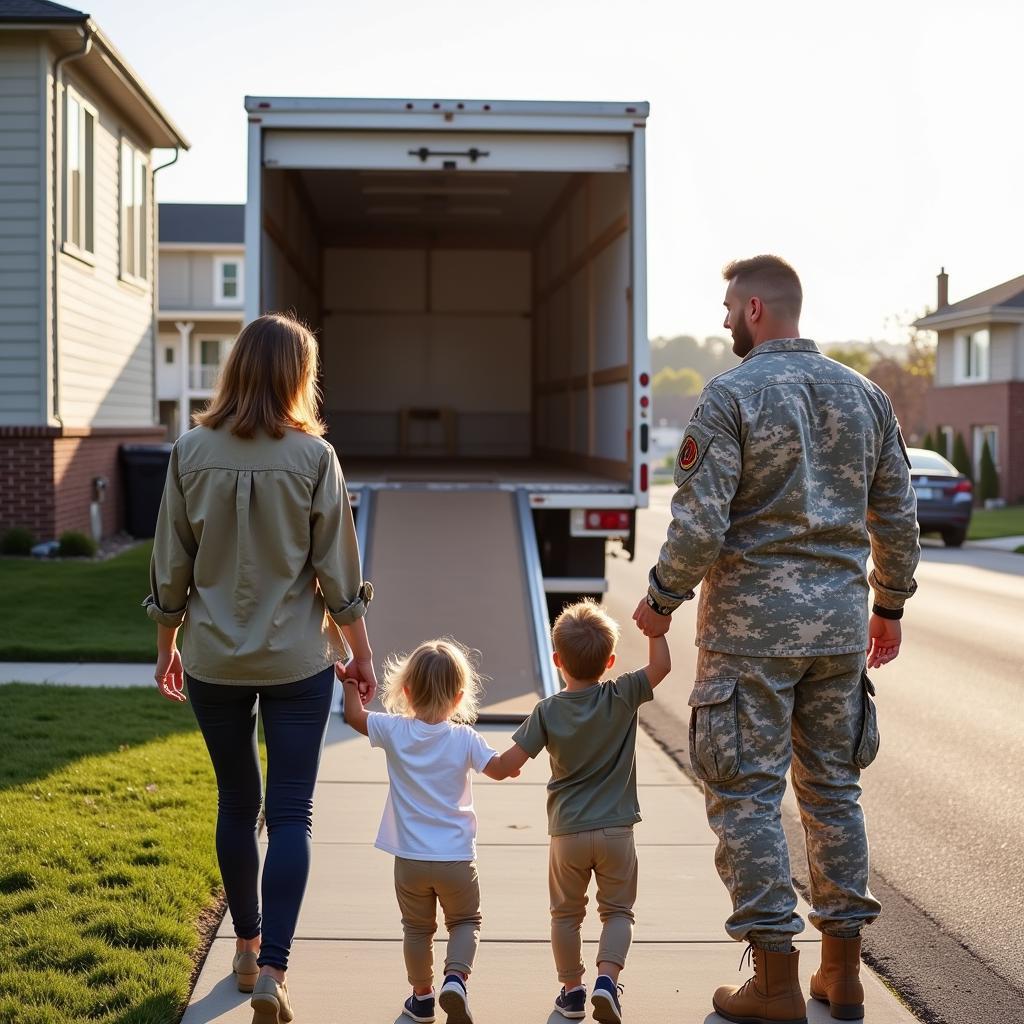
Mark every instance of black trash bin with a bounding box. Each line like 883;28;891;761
119;443;173;538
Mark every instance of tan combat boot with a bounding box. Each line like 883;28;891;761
809;933;865;1020
250;974;295;1024
713;945;808;1024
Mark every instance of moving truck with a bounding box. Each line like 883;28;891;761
244;97;652;714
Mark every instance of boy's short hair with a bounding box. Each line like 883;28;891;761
551;599;620;681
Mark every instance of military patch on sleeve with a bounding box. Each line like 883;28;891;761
679;436;699;471
673;422;716;487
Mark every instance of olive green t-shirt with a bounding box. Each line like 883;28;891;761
512;670;653;836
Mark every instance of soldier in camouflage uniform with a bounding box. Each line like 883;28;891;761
634;255;920;1024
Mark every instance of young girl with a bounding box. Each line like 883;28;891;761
340;639;518;1024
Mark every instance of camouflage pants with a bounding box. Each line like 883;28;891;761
689;649;881;947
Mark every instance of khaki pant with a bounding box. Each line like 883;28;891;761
394;857;482;986
549;826;638;982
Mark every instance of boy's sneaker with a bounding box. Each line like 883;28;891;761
403;989;436;1023
591;975;624;1023
438;974;473;1023
554;984;587;1019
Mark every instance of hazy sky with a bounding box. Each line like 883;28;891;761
87;0;1023;343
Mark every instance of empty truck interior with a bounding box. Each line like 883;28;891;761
252;120;646;712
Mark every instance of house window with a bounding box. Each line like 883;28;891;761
939;425;954;460
973;425;998;470
64;88;95;256
120;138;148;281
164;347;175;364
214;257;244;305
193;339;225;389
955;329;989;383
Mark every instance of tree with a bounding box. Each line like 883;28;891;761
828;347;875;376
951;432;973;481
652;366;703;398
978;439;1000;503
922;431;934;453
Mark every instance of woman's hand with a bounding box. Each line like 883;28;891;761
335;656;377;705
155;647;186;703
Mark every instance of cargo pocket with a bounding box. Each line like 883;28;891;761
688;676;740;782
853;672;880;769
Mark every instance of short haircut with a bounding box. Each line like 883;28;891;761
551;599;620;681
722;255;803;318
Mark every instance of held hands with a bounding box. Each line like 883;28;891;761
866;614;901;669
155;647;186;703
335;656;377;706
633;598;672;638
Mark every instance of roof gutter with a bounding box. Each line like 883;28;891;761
50;22;93;427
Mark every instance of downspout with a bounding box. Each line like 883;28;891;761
151;148;180;431
50;24;93;427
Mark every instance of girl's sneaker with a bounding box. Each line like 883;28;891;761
438;974;473;1023
591;975;624;1023
403;989;436;1023
554;984;587;1019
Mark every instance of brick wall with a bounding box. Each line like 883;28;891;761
0;426;166;541
925;381;1024;503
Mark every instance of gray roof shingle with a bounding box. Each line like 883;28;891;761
159;204;244;245
940;274;1024;314
0;0;87;22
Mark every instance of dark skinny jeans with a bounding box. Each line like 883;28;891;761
186;666;334;970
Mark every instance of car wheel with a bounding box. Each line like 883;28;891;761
941;527;966;548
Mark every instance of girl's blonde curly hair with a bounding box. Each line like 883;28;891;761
380;638;483;724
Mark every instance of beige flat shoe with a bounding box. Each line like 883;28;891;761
232;950;259;993
251;974;294;1024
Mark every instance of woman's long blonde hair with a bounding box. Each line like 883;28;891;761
380;639;483;724
195;312;325;438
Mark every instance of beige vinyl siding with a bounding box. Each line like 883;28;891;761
158;251;190;307
934;331;955;386
57;72;155;428
989;324;1017;382
0;40;45;425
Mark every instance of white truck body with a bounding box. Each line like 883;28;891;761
244;97;653;711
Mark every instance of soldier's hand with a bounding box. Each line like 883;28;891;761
633;599;672;638
867;614;901;669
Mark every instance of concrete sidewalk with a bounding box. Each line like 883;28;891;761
181;716;917;1024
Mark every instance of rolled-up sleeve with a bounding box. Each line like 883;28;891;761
311;446;372;627
143;445;196;628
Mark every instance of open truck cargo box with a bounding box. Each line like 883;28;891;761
245;98;652;713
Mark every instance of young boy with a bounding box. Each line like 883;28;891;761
491;599;670;1023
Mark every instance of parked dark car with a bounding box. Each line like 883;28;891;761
906;447;973;547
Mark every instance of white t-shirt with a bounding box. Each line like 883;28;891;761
367;713;498;861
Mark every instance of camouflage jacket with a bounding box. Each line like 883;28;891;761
648;338;920;657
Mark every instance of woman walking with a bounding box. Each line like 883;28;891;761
144;312;374;1024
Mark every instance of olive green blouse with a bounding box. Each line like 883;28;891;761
143;424;371;685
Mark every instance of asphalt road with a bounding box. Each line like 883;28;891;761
602;483;1024;1021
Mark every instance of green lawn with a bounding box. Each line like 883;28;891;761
0;684;224;1024
967;505;1024;541
0;544;154;662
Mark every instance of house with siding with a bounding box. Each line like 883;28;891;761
156;203;244;439
0;0;189;541
915;269;1024;504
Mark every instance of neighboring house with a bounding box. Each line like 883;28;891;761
157;203;244;438
0;0;188;541
915;269;1024;503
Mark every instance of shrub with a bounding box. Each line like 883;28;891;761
921;431;934;454
951;432;973;481
0;527;36;556
978;439;1000;502
58;531;98;558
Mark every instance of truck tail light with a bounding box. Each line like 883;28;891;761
639;372;649;386
584;510;631;531
640;463;648;492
